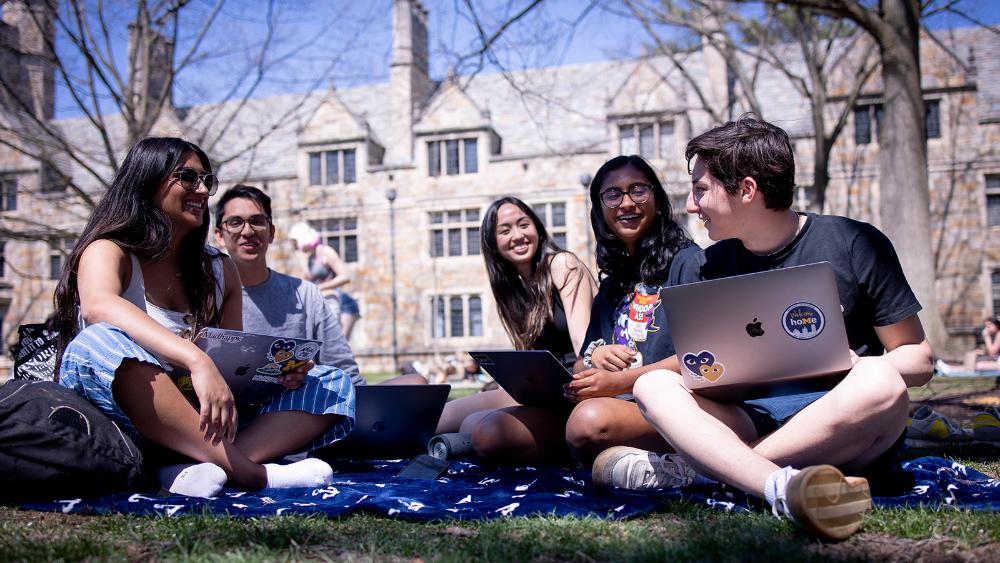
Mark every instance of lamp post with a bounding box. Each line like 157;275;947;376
385;187;399;373
579;173;593;268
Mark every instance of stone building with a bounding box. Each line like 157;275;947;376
0;0;998;374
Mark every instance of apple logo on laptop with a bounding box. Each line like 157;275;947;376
372;419;386;433
745;318;765;338
235;365;250;376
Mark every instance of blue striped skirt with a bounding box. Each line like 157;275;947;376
59;322;356;452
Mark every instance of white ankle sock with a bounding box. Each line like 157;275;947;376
158;463;227;498
764;466;800;517
264;458;334;489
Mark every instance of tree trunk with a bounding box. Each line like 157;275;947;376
877;0;955;354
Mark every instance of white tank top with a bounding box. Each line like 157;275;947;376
81;246;225;371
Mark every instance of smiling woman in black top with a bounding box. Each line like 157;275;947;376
435;196;597;462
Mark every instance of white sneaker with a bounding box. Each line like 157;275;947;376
771;465;871;541
591;446;696;490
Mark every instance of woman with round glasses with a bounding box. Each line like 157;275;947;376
563;154;699;462
51;138;354;498
287;223;361;341
434;196;598;462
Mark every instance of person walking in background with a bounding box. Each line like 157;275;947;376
288;222;361;340
435;196;598;462
51;138;355;498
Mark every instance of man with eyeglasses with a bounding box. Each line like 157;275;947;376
213;184;363;387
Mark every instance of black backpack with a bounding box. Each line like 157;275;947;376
0;379;144;502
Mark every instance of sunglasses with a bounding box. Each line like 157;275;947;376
600;184;653;209
220;214;270;233
172;167;219;196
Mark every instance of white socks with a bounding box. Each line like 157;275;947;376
764;465;800;517
158;462;227;498
264;458;334;489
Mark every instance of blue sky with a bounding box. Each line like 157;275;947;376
26;0;1000;118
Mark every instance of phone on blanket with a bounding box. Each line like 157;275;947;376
397;454;449;480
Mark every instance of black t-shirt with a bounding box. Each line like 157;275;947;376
582;245;700;366
675;213;921;356
534;287;576;369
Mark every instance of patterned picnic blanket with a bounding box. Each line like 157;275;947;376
21;456;1000;519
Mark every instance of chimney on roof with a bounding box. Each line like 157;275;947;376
0;0;55;120
387;0;432;165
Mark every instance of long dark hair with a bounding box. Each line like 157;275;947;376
481;196;571;350
50;137;221;357
589;155;691;301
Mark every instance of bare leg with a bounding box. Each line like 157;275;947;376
379;373;429;385
633;358;908;497
564;397;674;463
340;313;357;340
111;360;266;489
471;406;570;462
235;411;342;463
436;388;518;434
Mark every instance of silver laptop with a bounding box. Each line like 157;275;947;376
174;328;322;404
661;262;852;401
468;350;573;407
315;384;451;459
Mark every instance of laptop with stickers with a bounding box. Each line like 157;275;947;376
172;328;322;405
316;384;452;459
468;350;573;406
660;262;852;401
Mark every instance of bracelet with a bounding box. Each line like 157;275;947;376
582;339;606;368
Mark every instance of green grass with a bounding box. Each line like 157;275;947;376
2;376;997;561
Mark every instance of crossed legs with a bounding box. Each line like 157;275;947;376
112;359;340;490
631;357;909;497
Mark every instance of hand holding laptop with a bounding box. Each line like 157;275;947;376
277;360;315;391
563;368;632;402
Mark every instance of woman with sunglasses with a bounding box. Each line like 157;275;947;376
434;196;598;461
563;155;698;463
51;138;354;498
287;222;361;341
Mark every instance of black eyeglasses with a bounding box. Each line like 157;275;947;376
220;214;270;233
600;184;653;208
172;167;219;196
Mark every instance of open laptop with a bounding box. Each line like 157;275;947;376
661;262;852;401
173;328;322;404
315;384;451;460
468;350;573;407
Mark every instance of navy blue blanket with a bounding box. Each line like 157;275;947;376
22;456;1000;519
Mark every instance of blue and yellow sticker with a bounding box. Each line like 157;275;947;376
782;302;825;340
682;350;726;383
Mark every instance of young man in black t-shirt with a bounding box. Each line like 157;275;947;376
592;117;933;541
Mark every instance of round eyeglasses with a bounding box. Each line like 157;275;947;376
600;184;653;208
172;167;219;196
220;214;270;233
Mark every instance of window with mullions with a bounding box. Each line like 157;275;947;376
430;294;483;338
0;241;6;279
987;175;1000;228
855;100;941;144
531;202;568;249
0;177;17;211
310;216;359;263
49;237;76;281
429;208;480;257
308;149;357;185
993;270;1000;317
619;121;675;160
428;138;478;176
